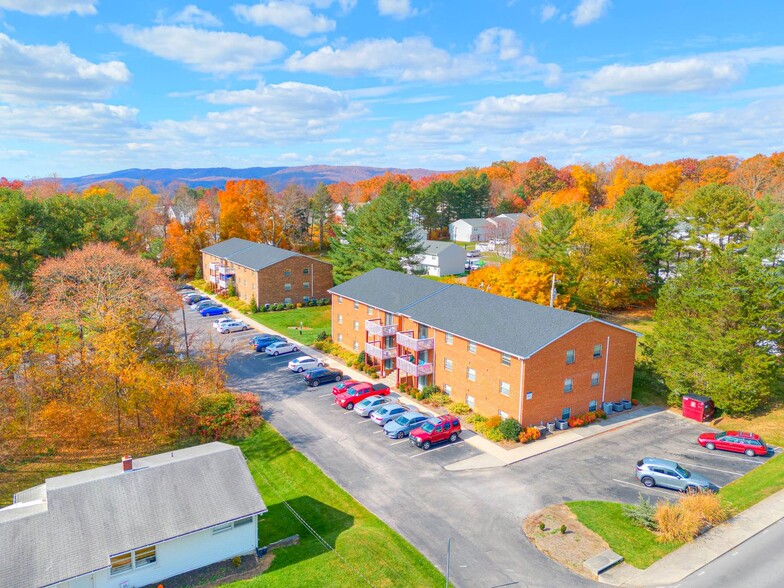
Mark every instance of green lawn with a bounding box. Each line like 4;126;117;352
719;452;784;512
229;423;445;587
566;501;681;569
249;306;332;346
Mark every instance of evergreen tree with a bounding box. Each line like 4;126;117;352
331;182;424;284
311;182;334;251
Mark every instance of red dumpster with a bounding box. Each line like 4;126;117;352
682;394;714;422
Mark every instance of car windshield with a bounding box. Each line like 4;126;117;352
377;407;388;415
714;431;727;440
395;416;409;425
421;422;435;433
675;466;691;478
357;399;370;407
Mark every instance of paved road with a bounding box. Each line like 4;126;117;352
179;309;771;588
678;518;783;587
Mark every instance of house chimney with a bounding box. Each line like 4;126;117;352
122;455;133;472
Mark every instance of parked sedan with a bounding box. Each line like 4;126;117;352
353;395;391;417
175;284;196;291
200;305;229;317
250;334;285;352
288;356;324;373
265;341;299;356
697;431;769;457
214;317;235;329
183;293;207;304
384;411;429;439
332;379;360;396
192;299;219;311
217;320;250;334
370;404;408;426
635;457;714;493
304;367;343;387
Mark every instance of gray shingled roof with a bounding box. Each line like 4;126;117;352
0;443;266;588
201;238;324;272
453;218;492;227
329;268;450;313
201;237;258;258
422;240;462;256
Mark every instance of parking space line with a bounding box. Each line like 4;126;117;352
674;460;744;477
612;478;673;498
372;430;386;435
355;419;373;425
317;393;333;398
408;442;463;458
390;439;409;445
685;448;764;464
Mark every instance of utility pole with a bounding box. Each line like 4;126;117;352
549;273;557;307
181;303;190;360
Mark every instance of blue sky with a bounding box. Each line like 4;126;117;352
1;0;784;178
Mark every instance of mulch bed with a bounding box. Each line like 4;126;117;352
140;553;269;588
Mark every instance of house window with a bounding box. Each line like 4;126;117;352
284;283;291;291
445;333;453;345
110;552;133;575
134;546;157;568
467;367;476;382
444;384;452;396
353;341;359;351
110;545;157;575
589;400;597;412
284;269;291;277
499;410;509;419
591;372;600;386
564;378;573;393
353;320;359;331
593;344;602;358
303;267;309;274
337;334;343;343
338;296;343;304
562;407;571;420
234;516;253;527
284;297;291;304
444;358;453;372
468;341;477;354
566;349;575;364
353;301;359;309
338;314;343;324
526;391;533;400
212;522;233;535
499;381;510;396
466;395;475;409
501;353;511;366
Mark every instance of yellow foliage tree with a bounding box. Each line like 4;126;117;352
466;257;570;308
644;163;683;203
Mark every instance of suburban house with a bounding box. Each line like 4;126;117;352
329;269;638;426
201;238;333;306
0;443;266;588
448;218;493;242
411;240;467;277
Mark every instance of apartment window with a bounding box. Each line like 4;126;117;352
302;282;309;290
353;341;359;351
445;333;453;345
468;341;477;354
444;384;452;396
593;343;602;359
564;378;573;393
367;306;373;316
338;314;343;324
284;297;291;304
338;296;343;304
566;349;575;364
589;400;597;412
591;372;600;387
284;283;291;291
303;267;310;275
467;367;476;382
526;391;533;400
444;358;453;372
499;381;511;397
212;522;233;535
501;353;511;366
353;300;359;309
561;407;571;420
353;320;359;331
466;395;475;409
499;410;509;419
284;269;291;277
337;334;343;343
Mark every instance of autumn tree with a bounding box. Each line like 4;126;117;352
311;182;334;250
678;183;755;252
466;257;569;308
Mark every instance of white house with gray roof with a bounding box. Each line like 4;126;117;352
0;443;266;588
411;240;467;277
448;218;493;242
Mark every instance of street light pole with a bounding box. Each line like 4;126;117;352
445;537;451;588
181;303;190;360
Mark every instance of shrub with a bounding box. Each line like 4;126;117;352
655;492;729;543
447;402;470;415
538;522;545;531
399;381;410;395
485;415;503;429
315;330;328;341
567;416;586;428
192;392;262;441
595;409;607;419
426;393;451;407
498;418;522;441
260;304;269;313
285;303;295;310
518;426;541;443
466;413;487;425
622;494;658;530
483;427;505;442
296;302;303;308
232;556;242;568
560;524;567;534
357;351;366;365
227;281;237;298
419;384;441;400
632;398;639;406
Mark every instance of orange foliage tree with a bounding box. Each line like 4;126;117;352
466;257;570;308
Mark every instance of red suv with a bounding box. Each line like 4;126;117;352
409;415;461;450
698;431;769;457
334;383;390;410
332;379;360;396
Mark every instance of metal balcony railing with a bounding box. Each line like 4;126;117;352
396;356;433;376
366;320;397;337
365;342;397;360
396;332;434;351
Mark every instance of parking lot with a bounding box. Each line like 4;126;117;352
178;305;776;588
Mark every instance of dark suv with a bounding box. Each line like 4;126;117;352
304;367;343;387
409;415;462;450
250;334;285;352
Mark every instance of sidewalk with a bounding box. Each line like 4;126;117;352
599;488;784;587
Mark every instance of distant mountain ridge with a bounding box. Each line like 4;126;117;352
60;165;445;191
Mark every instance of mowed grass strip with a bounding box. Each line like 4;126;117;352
250;306;331;347
719;452;784;512
229;423;444;587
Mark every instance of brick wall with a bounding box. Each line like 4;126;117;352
331;294;383;354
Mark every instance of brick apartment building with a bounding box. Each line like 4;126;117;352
201;238;333;307
329;269;638;426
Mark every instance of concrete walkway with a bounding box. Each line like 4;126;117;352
599;488;784;587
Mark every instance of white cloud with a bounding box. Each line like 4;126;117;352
579;57;745;95
540;4;557;22
0;0;97;16
232;2;335;37
474;28;522;61
572;0;610;26
377;0;416;19
170;5;222;27
114;26;286;74
0;33;129;103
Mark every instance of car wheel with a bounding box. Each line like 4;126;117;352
641;476;655;488
293;346;299;352
449;433;457;443
706;442;715;450
685;485;699;495
310;380;319;387
397;431;404;439
745;449;756;457
345;402;354;411
335;375;342;382
297;367;304;373
422;441;431;450
273;351;279;356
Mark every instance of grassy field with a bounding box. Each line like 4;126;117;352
719;453;784;512
249;306;332;347
229;423;445;587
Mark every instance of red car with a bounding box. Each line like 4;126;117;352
334;382;390;410
409;414;461;450
332;379;360;396
697;431;768;457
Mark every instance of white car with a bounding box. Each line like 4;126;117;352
288;356;324;373
217;320;250;334
213;317;235;330
265;341;299;356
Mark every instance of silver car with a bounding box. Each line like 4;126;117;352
370;404;408;426
635;457;714;493
353;395;390;417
